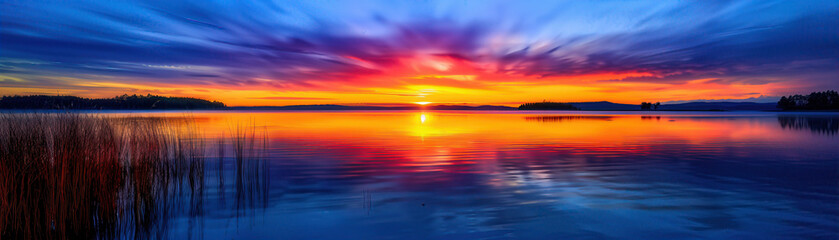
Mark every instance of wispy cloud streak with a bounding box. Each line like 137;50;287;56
1;0;837;104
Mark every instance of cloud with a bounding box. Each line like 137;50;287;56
250;96;334;100
1;0;837;100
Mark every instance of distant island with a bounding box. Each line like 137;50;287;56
0;94;226;110
515;90;838;111
518;101;579;110
516;101;780;111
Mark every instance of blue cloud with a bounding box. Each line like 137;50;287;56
0;0;837;93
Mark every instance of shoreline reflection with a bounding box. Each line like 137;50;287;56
778;115;839;135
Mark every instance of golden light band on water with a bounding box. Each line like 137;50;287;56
100;111;798;149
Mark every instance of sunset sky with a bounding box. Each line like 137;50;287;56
1;0;837;106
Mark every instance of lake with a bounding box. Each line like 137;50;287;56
6;110;839;239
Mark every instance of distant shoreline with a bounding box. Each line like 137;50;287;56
3;94;836;112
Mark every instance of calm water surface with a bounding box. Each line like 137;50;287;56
105;111;839;239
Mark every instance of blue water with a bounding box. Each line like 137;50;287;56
133;111;838;239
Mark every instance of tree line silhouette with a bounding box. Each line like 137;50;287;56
518;101;579;110
0;94;226;110
777;90;839;110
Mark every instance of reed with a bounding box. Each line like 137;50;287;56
0;113;268;239
0;114;121;239
229;122;270;217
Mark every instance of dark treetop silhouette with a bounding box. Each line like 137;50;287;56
640;102;661;110
518;101;580;110
777;90;839;111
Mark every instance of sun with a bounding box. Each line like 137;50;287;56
414;102;432;105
